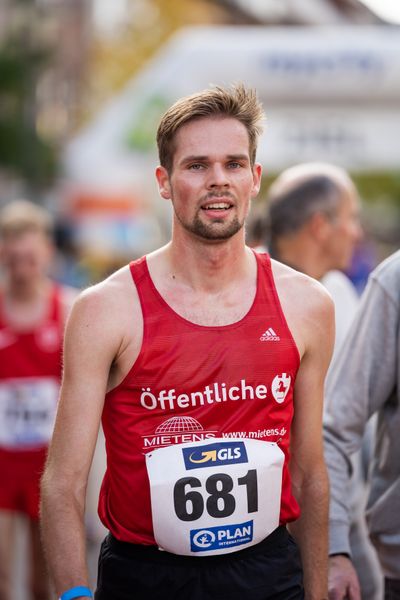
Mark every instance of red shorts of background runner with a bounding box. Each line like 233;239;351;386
0;447;47;519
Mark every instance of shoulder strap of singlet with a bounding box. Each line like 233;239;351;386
254;251;300;364
255;250;281;301
253;251;295;329
255;250;271;269
129;256;148;286
128;256;157;322
254;251;274;289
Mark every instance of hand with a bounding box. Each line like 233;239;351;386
328;555;361;600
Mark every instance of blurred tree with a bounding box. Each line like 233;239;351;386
0;0;58;194
86;0;228;118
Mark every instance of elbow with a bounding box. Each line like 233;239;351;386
40;466;87;515
292;460;329;509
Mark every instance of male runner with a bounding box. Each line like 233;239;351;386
41;84;334;600
0;200;76;600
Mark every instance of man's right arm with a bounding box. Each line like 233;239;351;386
324;275;398;600
41;282;125;598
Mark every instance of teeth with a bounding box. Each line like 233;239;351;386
204;203;230;209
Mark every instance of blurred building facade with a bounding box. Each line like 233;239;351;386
64;23;400;266
218;0;382;24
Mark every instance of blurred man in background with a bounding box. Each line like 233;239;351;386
0;200;76;600
264;162;362;356
262;163;382;600
324;249;400;600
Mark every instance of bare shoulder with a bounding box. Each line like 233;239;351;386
72;265;138;323
271;259;333;311
65;265;141;355
271;259;335;357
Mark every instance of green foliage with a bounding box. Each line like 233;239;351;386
352;172;400;207
125;95;170;152
0;8;58;190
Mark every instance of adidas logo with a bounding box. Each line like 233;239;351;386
260;327;280;342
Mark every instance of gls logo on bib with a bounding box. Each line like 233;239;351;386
183;441;248;471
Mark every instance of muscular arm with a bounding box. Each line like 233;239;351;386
287;282;335;600
40;280;128;596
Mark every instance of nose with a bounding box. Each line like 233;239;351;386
207;163;229;189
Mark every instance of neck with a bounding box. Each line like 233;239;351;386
167;229;251;292
273;238;328;280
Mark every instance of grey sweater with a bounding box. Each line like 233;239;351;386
323;250;400;579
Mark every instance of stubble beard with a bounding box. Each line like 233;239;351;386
176;209;244;241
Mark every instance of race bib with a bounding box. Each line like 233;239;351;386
0;378;59;448
146;437;284;556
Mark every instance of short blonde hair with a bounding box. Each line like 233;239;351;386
0;200;53;239
157;83;265;173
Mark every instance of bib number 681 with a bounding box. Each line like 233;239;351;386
173;469;258;522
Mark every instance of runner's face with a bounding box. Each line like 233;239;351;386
157;117;261;242
0;231;52;286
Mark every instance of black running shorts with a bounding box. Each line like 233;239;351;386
95;525;304;600
385;577;400;600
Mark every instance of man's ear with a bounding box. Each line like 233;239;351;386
251;163;262;198
155;166;172;200
308;212;332;242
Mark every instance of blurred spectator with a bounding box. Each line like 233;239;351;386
0;200;77;600
324;250;400;600
260;163;382;599
263;162;362;355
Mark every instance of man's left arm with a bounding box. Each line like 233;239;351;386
288;290;335;600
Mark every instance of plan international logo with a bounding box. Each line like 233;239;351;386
182;441;248;471
190;520;253;552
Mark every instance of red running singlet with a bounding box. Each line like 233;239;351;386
99;253;301;546
0;286;63;518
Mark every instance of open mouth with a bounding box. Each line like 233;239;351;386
201;202;233;211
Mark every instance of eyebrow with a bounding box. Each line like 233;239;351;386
180;155;208;165
179;154;250;166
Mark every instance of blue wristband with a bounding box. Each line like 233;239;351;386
59;586;93;600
